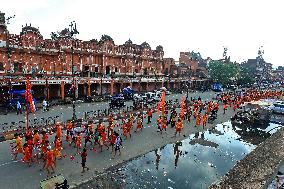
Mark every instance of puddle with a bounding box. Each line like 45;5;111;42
101;121;283;189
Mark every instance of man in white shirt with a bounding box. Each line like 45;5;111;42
16;101;22;115
43;99;47;112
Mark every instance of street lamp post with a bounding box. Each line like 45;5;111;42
69;21;79;121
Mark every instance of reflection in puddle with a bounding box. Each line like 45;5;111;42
91;121;283;189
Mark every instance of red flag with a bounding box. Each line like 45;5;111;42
157;102;161;115
161;91;165;116
25;78;35;113
157;91;166;116
180;96;185;117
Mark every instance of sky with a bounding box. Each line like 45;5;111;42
1;0;283;67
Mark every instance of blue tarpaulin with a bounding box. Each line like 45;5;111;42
8;90;33;95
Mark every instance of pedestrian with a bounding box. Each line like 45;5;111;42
81;148;89;173
32;99;36;112
114;133;122;157
16;101;22;114
195;112;202;127
147;108;153;123
42;99;48;112
22;143;32;167
157;116;162;133
202;113;208;128
13;134;23;160
110;131;117;153
161;116;167;132
75;132;82;152
44;146;55;176
223;103;228;114
170;115;176;128
175;119;182;137
93;129;100;148
99;130;109;152
69;127;77;147
56;122;62;141
136;117;143;132
84;128;92;148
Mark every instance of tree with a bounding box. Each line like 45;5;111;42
208;60;239;85
238;66;256;85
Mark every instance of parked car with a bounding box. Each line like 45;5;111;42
109;96;125;109
269;101;284;114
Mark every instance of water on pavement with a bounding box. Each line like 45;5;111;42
82;121;283;189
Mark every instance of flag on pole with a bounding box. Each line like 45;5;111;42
157;102;161;115
25;77;35;113
180;96;185;118
161;91;166;116
157;91;166;116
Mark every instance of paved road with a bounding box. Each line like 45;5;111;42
0;91;220;189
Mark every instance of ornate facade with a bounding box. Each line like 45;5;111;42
0;12;209;102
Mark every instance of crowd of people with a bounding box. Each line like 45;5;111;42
11;89;283;176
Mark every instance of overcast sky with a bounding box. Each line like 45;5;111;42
2;0;283;67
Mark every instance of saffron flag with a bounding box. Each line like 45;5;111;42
157;102;161;115
157;91;166;116
180;96;185;117
161;91;166;116
25;78;35;113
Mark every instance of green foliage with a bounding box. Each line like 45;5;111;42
100;34;114;43
208;60;239;85
238;66;256;85
50;32;59;40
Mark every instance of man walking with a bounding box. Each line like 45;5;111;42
147;108;153;124
43;99;48;112
16;101;22;115
81;148;89;173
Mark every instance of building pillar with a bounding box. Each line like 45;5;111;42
47;87;50;100
60;81;65;100
110;80;114;95
75;79;78;98
146;82;149;92
87;80;91;97
83;82;87;96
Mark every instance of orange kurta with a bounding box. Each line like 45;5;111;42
196;114;202;126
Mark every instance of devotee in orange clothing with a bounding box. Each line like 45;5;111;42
22;143;32;167
161;117;167;132
33;130;40;147
202;113;208;127
75;133;82;152
13;134;23;160
56;123;62;140
175;119;182;137
195;113;202;127
136;118;143;132
45;147;55;176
